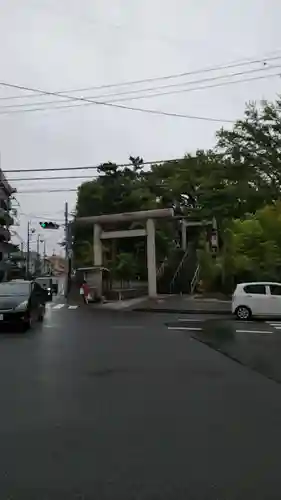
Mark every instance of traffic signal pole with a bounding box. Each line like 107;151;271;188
38;219;60;276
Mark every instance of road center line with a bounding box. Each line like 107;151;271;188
168;327;202;331
236;329;272;334
52;304;65;310
68;305;78;309
177;318;203;322
112;325;144;329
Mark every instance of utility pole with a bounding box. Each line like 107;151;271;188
36;233;40;256
36;233;40;276
64;202;68;297
43;240;46;274
26;221;30;279
64;202;72;298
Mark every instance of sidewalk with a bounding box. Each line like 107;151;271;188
92;296;147;310
134;294;232;314
89;294;232;314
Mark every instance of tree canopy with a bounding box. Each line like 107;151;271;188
74;98;281;288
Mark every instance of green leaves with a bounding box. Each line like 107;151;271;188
73;97;281;281
113;252;138;282
203;203;281;290
217;99;281;208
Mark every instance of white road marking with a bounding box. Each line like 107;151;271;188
52;304;65;310
168;326;202;331
177;318;203;322
68;305;78;309
236;329;272;334
266;322;281;330
113;325;144;329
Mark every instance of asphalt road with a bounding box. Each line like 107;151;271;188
167;315;281;383
0;306;281;499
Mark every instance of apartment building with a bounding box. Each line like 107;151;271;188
0;169;16;261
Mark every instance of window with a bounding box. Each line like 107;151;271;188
269;285;281;296
0;282;30;296
244;284;266;294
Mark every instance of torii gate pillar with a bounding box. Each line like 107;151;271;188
146;218;157;298
93;223;102;267
76;209;174;299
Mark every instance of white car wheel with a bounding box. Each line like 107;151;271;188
235;305;251;320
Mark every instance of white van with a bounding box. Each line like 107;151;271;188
232;282;281;320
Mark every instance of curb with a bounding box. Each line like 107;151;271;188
133;307;232;315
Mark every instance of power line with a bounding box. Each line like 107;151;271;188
17;188;78;194
3;158;182;174
13;172;226;194
0;81;234;124
0;70;279;119
10;175;98;182
1;63;280;112
108;69;281;103
19;212;64;221
16;181;181;194
1;50;281;102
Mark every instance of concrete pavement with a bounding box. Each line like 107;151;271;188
134;295;232;314
0;307;281;498
86;294;232;314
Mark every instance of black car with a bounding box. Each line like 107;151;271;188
0;280;48;330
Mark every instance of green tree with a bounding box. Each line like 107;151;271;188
199;202;281;292
216;99;281;214
73;159;159;266
73;97;281;282
145;100;281;224
113;252;138;285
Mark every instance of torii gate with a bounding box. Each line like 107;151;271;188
75;208;174;298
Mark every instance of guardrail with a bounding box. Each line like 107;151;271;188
190;264;200;294
169;248;189;293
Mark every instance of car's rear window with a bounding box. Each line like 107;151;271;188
243;284;266;294
0;282;30;296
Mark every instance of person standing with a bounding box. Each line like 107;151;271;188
80;279;90;304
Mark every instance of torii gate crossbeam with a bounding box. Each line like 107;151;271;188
75;208;174;298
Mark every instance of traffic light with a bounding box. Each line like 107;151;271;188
39;222;60;229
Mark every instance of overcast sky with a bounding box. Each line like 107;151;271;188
0;0;281;256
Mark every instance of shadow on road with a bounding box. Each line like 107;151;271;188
184;318;281;383
0;322;43;339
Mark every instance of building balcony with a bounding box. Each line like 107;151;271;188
0;208;13;226
0;226;11;242
0;170;16;197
